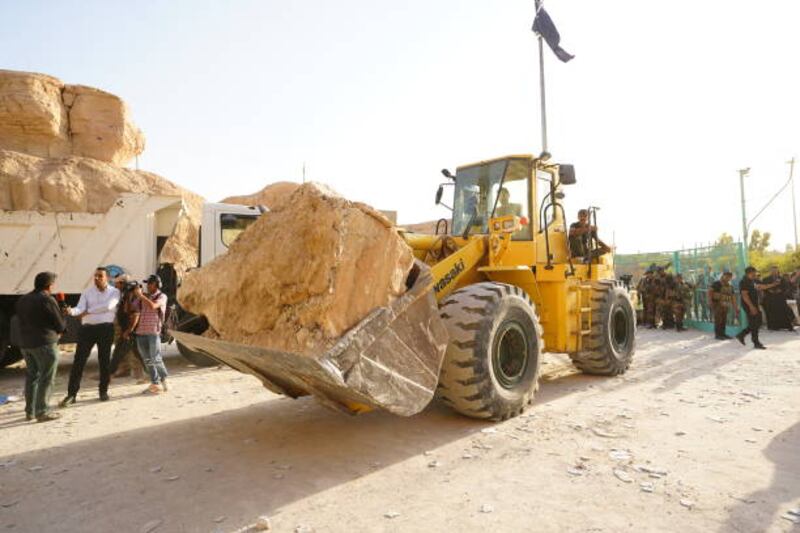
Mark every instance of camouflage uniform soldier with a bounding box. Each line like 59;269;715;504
646;266;664;329
672;274;693;331
653;267;672;329
708;271;738;340
637;268;655;328
661;274;677;329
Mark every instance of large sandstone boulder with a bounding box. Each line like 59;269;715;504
179;183;415;356
0;149;202;273
0;70;145;166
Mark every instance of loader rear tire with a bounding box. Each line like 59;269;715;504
437;282;542;421
569;281;636;376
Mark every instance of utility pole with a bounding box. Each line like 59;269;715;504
534;0;548;154
302;162;306;184
738;167;750;255
789;157;798;250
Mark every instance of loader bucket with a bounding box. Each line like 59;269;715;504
170;262;449;417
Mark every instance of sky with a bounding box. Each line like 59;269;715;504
2;1;799;253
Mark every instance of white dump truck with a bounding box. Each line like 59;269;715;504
0;193;262;368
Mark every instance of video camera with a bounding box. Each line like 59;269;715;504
122;280;141;294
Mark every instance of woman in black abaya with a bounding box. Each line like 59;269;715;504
762;266;795;331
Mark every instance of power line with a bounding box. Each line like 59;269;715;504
747;169;794;228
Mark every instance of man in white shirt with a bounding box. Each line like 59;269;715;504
60;267;120;405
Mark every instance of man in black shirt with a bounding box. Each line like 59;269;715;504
14;272;66;422
736;266;779;349
568;209;611;263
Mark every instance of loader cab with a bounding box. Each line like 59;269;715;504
451;156;535;240
444;155;574;268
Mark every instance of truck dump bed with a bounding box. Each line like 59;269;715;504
171;264;448;416
0;193;183;294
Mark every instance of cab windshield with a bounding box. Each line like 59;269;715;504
451;158;531;240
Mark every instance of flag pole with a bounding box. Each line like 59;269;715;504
789;157;798;250
534;0;548;154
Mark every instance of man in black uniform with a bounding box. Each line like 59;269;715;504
736;266;779;349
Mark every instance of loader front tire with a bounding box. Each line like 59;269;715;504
437;282;542;421
569;281;635;376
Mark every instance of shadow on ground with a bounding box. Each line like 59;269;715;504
720;421;800;532
0;385;483;532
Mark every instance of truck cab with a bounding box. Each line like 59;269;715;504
199;203;265;267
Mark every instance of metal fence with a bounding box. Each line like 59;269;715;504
615;243;749;335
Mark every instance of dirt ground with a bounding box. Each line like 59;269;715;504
1;329;799;533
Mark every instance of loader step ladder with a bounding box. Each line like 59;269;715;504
574;283;594;351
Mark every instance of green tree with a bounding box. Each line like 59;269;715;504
748;229;771;253
716;233;734;246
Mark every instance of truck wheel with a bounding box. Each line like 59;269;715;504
0;346;22;369
172;309;218;367
570;281;636;375
176;341;218;367
0;310;23;369
437;282;542;421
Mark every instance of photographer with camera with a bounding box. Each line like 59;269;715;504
108;274;146;382
133;274;169;394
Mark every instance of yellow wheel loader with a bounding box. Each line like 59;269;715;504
172;154;636;421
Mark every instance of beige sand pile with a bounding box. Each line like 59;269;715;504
222;181;300;210
0;70;203;273
179;182;415;355
0;149;203;272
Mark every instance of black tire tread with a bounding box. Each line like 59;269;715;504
569;280;636;376
0;309;23;369
437;282;543;421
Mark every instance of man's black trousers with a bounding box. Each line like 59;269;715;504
67;322;115;397
739;311;762;345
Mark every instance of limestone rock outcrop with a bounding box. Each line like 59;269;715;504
179;183;415;356
63;85;146;166
0;70;145;166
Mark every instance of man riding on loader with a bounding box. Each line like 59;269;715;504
568;209;611;263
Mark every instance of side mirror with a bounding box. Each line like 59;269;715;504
441;168;455;180
435;185;444;205
559;164;577;185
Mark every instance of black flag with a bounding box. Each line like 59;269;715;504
532;7;574;63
